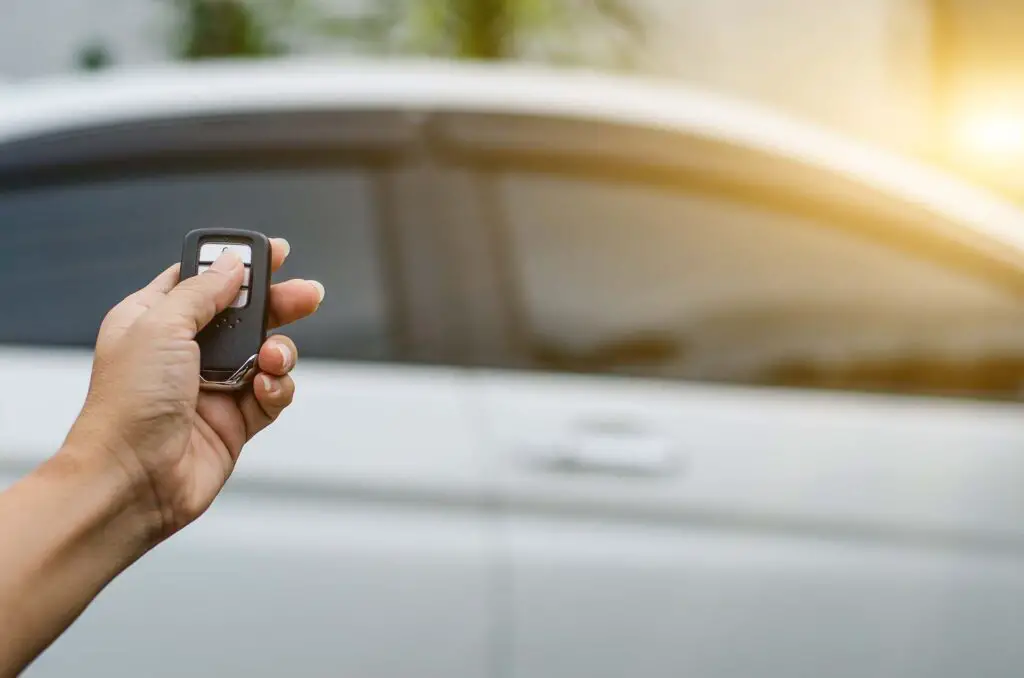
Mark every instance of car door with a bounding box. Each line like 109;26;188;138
0;110;495;678
434;112;1024;678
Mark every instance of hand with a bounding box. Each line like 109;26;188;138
64;238;323;539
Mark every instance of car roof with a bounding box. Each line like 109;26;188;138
3;57;1024;256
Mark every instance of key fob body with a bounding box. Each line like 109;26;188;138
180;228;272;391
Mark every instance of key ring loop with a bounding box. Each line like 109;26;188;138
199;353;259;391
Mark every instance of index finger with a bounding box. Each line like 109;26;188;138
135;237;293;336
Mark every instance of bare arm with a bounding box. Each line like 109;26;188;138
0;448;158;676
0;239;323;676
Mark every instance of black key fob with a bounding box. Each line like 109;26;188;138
180;228;272;392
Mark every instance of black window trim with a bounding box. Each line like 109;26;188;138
0;109;417;186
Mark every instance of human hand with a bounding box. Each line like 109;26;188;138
64;238;323;539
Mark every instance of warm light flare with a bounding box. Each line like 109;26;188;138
954;111;1024;161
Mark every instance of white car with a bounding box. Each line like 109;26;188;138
4;58;1024;678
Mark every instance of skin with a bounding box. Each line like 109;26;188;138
0;238;323;677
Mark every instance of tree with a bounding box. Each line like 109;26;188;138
163;0;646;70
168;0;285;60
316;0;646;68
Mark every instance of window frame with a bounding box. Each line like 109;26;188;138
0;109;463;366
428;111;1024;398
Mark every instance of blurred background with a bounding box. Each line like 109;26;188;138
10;2;1024;678
5;0;1024;196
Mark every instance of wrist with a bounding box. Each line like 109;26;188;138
46;439;166;553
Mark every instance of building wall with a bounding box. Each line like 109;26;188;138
0;0;937;153
638;0;936;153
0;0;169;79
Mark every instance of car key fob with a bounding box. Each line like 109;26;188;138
180;228;272;392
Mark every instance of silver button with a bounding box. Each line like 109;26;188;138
199;264;251;286
229;289;250;309
199;242;252;265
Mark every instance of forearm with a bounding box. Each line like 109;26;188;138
0;446;160;677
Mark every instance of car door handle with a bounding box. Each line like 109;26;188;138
523;425;683;478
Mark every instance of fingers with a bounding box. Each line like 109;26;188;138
258;335;297;376
240;373;296;440
270;237;290;273
148;252;245;335
268;279;325;330
124;238;315;337
139;236;286;303
131;236;287;317
256;373;296;419
238;334;299;439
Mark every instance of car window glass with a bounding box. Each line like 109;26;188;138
0;168;392;361
496;171;1024;400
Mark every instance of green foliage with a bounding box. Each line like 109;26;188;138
164;0;645;69
76;42;114;71
316;0;646;67
168;0;285;60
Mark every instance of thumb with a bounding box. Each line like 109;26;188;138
149;252;245;336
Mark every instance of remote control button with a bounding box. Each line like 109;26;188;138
229;289;250;309
199;264;251;286
199;242;252;265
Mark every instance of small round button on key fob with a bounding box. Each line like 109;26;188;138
180;228;272;392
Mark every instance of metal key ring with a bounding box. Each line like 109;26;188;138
199;353;259;392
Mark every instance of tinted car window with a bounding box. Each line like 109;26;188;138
0;168;391;361
496;171;1024;400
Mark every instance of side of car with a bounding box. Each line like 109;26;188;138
432;112;1024;678
4;95;1024;678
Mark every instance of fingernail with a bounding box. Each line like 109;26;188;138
275;342;293;370
308;280;326;305
272;238;291;259
211;251;242;272
260;374;279;396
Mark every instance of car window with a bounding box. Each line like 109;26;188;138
494;171;1024;400
0;168;392;361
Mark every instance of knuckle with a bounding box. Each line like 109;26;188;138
95;313;119;347
132;312;165;337
100;305;121;329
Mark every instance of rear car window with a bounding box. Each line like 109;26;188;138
0;168;392;361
